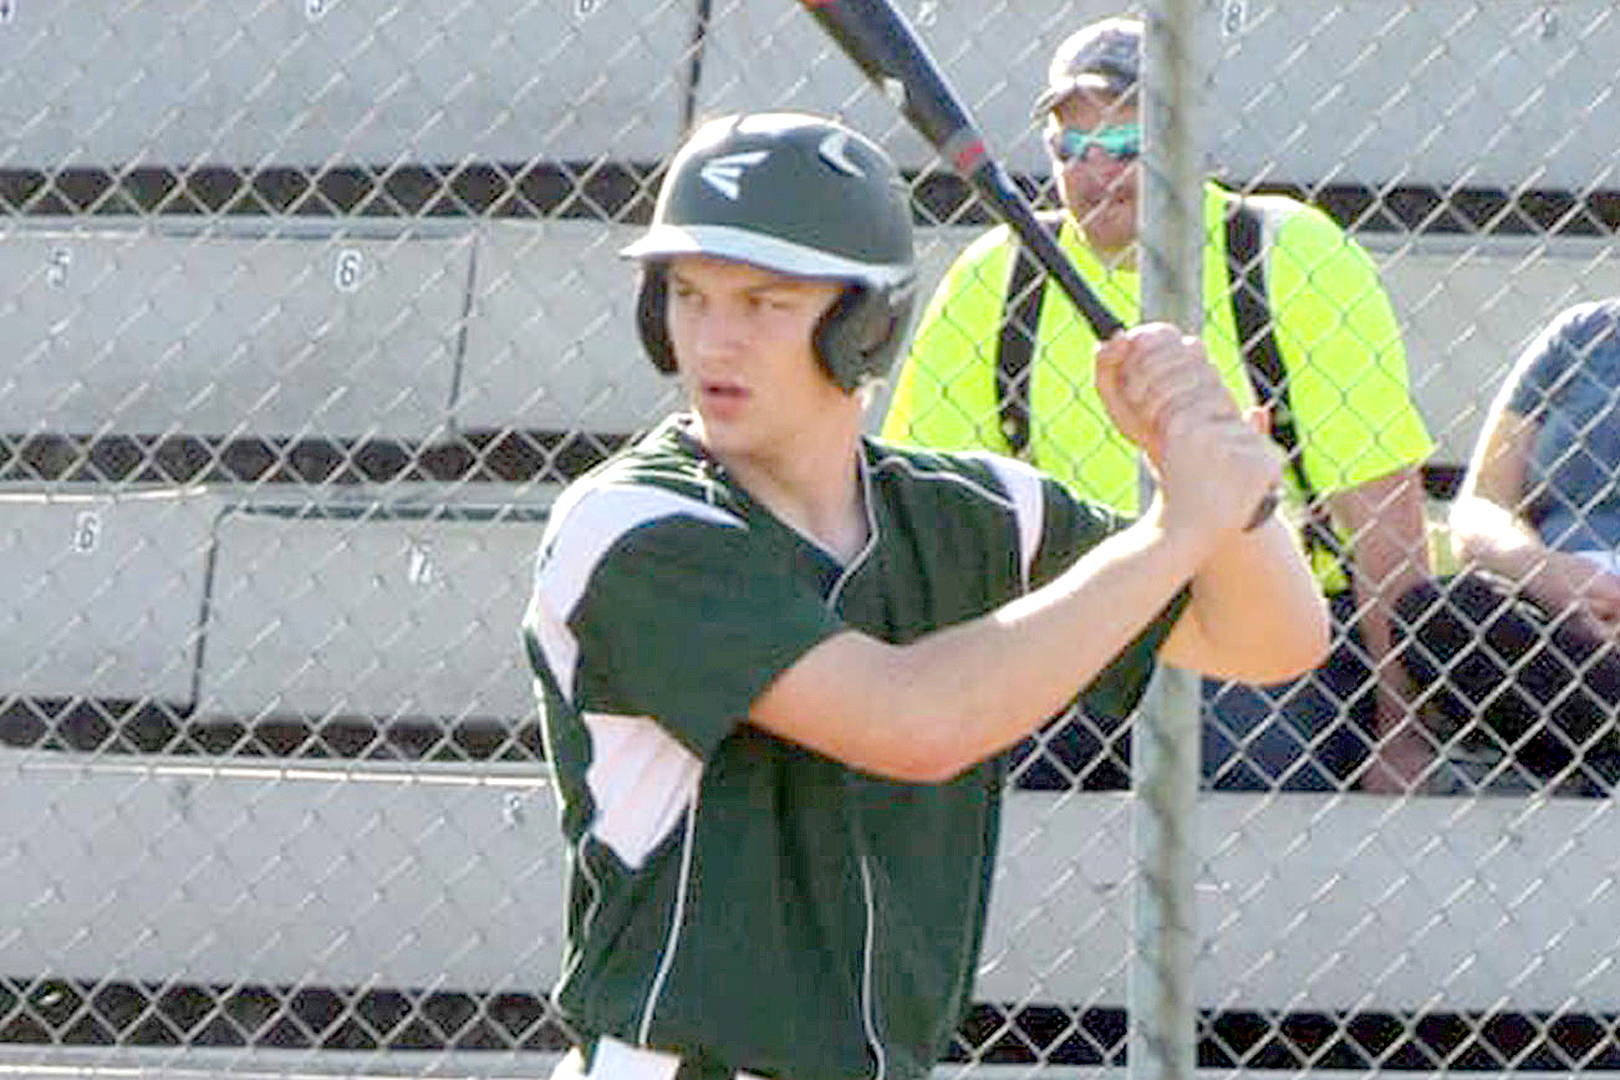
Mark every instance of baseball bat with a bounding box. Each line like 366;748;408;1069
796;0;1123;339
798;0;1280;529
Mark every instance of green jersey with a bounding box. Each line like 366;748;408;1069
523;415;1182;1080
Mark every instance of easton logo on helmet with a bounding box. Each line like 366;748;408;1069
699;150;769;200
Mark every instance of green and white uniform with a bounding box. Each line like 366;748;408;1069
524;415;1183;1080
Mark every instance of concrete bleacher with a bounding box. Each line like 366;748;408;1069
0;216;675;737
0;0;691;168
1363;231;1620;465
455;220;678;436
0;218;473;440
7;215;1619;473
11;216;1614;739
0;488;215;703
7;0;1616;186
195;494;551;726
6;754;1620;1068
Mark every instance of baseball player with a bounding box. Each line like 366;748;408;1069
522;112;1327;1080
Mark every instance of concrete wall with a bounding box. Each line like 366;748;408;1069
7;216;1615;464
3;1;1614;188
6;751;1620;1014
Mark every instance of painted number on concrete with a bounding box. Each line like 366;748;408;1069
407;542;437;586
1221;0;1247;36
334;248;364;292
47;247;71;287
73;511;102;555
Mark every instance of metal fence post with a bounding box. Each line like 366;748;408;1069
1132;2;1205;1079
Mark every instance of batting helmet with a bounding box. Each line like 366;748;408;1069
622;112;917;392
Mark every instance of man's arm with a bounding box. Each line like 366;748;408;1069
1262;202;1438;792
1452;405;1620;628
1329;468;1436;793
752;325;1330;783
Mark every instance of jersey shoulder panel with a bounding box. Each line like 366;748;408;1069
867;439;1028;512
536;424;744;624
865;440;1120;587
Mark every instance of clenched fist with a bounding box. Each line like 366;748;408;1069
1095;323;1282;537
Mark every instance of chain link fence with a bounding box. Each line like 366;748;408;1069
3;0;1620;1075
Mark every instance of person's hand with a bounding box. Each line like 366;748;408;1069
1523;551;1620;629
1360;722;1435;795
1094;325;1173;460
1095;323;1282;538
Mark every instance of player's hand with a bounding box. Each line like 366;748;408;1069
1096;324;1282;538
1095;323;1223;465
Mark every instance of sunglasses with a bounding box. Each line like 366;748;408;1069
1048;122;1142;163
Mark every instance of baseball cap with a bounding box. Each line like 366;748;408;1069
1032;15;1143;117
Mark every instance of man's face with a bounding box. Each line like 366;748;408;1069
665;253;848;464
1047;89;1141;256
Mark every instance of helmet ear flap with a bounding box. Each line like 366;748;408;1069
813;285;909;392
636;263;677;374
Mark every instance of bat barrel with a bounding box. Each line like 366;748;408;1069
967;162;1126;339
798;0;976;150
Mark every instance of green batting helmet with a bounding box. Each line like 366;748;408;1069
622;112;917;392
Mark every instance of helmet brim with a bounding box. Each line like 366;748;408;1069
621;224;911;288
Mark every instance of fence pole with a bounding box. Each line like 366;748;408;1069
1131;1;1204;1079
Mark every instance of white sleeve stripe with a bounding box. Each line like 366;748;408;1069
872;452;1047;588
582;712;702;872
972;454;1046;589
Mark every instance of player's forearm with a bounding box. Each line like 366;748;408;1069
888;512;1211;778
753;510;1208;783
1163;514;1330;683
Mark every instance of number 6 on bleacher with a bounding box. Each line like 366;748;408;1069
334;249;363;293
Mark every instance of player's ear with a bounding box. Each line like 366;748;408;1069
636;263;678;374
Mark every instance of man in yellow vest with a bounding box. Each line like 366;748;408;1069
883;15;1437;793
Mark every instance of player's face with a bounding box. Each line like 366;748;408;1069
1047;89;1141;257
665;254;848;462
